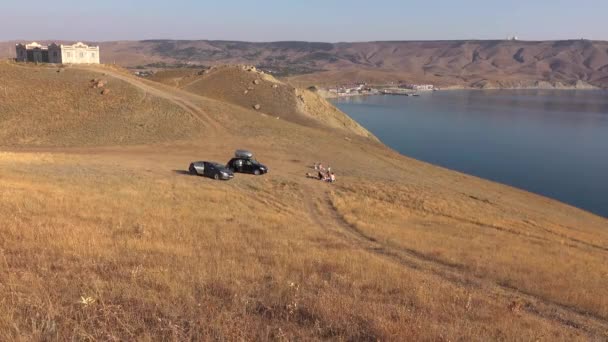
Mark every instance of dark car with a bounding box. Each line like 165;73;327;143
189;161;234;180
227;157;268;175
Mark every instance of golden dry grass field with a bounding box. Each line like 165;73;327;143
0;61;607;340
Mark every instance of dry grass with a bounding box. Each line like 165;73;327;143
0;63;607;340
0;152;593;341
151;65;376;139
329;180;608;320
0;61;202;146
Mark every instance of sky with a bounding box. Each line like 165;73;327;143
1;0;607;42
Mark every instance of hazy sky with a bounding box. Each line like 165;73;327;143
2;0;607;42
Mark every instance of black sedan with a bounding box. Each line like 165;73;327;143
189;161;234;180
227;158;268;175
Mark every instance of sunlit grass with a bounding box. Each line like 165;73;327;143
0;152;589;340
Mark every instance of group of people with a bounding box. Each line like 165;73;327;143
311;163;336;183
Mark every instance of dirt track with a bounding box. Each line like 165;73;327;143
300;182;608;338
75;65;224;132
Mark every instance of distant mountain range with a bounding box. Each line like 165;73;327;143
2;39;608;88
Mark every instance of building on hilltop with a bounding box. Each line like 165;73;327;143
15;42;100;64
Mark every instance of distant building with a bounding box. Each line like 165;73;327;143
400;84;434;91
15;42;100;64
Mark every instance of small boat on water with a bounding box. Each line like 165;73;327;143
411;93;420;97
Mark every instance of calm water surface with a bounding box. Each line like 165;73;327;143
333;90;608;218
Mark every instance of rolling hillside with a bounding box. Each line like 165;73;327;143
0;61;204;146
3;39;607;88
148;65;376;138
0;62;607;340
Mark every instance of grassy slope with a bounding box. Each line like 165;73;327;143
0;63;607;340
0;62;205;146
149;65;377;139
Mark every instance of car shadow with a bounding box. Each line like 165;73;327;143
172;170;193;176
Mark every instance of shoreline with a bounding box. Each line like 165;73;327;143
323;86;606;99
330;89;608;218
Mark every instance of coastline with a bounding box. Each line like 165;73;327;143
322;85;605;99
331;90;608;218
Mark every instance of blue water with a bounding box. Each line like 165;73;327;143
333;90;608;218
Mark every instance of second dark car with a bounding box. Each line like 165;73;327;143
227;157;268;175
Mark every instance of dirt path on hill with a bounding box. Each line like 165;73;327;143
300;183;608;338
74;66;224;133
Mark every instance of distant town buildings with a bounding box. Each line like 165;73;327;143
328;83;376;96
400;84;435;91
15;42;100;64
327;82;435;97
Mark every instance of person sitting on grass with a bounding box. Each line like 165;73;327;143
329;172;336;183
322;172;332;182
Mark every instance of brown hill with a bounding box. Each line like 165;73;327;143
0;61;204;146
4;39;607;88
0;62;607;340
148;65;376;138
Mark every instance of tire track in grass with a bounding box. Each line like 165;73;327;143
301;184;608;338
75;65;224;133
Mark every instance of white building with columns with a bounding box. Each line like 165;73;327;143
15;42;100;64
